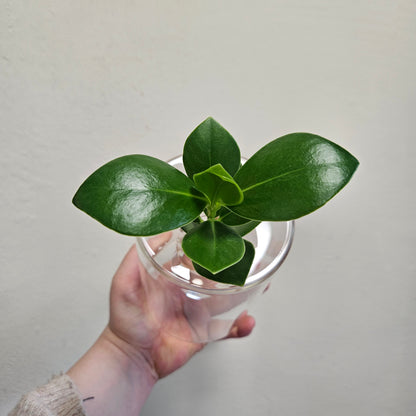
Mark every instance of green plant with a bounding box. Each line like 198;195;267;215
73;117;359;286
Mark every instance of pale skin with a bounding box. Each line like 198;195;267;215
67;244;255;416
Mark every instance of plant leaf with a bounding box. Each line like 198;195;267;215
219;206;261;236
193;240;255;286
182;220;245;274
228;220;261;237
73;155;207;236
183;117;241;179
218;207;252;225
181;218;202;234
193;164;244;206
231;133;359;220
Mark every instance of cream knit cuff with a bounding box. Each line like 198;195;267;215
9;374;86;416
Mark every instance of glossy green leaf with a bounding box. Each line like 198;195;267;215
73;155;207;236
182;221;245;274
218;207;260;236
193;164;243;207
218;207;252;225
193;240;255;286
181;218;202;234
183;117;241;179
231;133;359;220
228;220;261;237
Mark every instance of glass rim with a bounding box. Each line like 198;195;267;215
137;220;294;295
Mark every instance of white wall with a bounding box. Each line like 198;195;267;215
1;1;415;415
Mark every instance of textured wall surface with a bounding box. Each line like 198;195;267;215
1;1;415;415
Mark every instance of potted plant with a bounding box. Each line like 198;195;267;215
73;117;358;342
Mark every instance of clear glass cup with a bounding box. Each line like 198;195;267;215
135;156;294;343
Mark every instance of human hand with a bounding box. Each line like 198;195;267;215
67;241;255;416
107;241;256;379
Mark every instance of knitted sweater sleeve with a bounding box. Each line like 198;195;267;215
8;374;86;416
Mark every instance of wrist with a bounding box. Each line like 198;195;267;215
100;325;159;383
67;326;157;416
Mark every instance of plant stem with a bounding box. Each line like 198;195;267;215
206;202;222;219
